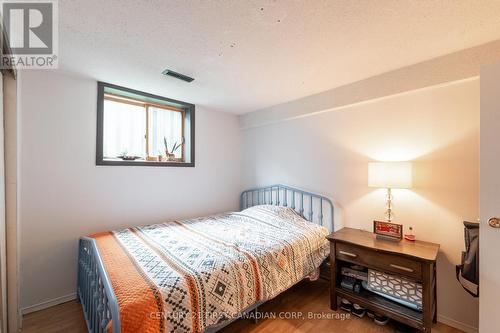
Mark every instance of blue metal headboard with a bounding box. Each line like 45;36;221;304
240;184;335;232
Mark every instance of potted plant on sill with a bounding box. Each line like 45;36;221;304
164;137;184;162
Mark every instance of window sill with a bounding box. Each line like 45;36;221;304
97;158;194;167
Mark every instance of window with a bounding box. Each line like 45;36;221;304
96;82;195;166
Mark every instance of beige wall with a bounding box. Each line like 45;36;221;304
241;78;480;331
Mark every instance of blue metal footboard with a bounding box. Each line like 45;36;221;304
78;184;334;333
78;237;120;333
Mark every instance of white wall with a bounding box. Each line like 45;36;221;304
18;70;241;311
241;79;480;331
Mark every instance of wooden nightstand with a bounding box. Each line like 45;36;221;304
327;227;440;332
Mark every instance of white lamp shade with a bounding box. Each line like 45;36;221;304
368;162;412;189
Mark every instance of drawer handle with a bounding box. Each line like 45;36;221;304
390;264;414;272
339;250;358;258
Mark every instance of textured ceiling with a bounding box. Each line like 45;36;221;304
58;0;500;114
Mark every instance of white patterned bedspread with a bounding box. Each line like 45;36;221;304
92;205;330;333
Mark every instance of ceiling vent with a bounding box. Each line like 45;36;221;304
161;69;194;83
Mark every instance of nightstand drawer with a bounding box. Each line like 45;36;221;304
335;242;422;280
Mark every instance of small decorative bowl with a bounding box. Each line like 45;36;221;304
118;155;140;161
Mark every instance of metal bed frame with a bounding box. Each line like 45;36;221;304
77;184;335;333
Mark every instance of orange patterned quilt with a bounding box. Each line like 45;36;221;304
92;205;329;333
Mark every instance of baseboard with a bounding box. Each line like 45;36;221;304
20;292;77;315
438;314;478;333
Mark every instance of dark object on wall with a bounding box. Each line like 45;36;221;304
161;69;195;82
456;221;479;297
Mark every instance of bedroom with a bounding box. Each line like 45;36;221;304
0;1;499;333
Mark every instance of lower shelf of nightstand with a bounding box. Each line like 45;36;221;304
335;287;424;330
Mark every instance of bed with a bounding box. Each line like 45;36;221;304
77;184;335;333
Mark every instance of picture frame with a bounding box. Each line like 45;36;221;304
373;220;403;241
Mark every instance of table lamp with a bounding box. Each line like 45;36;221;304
368;161;412;222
